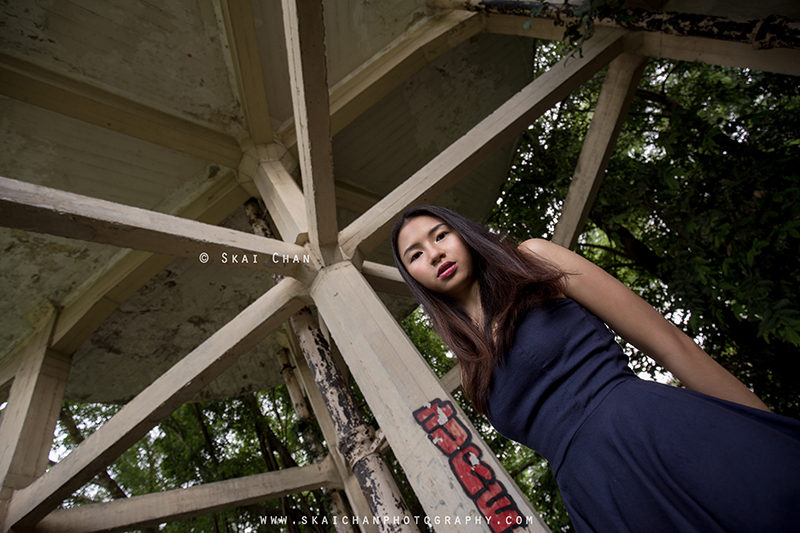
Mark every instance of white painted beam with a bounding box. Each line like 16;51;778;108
49;172;250;356
238;143;310;245
2;278;308;530
281;0;339;256
639;32;800;77
361;262;412;297
0;176;311;280
310;263;549;532
553;53;648;249
483;14;800;77
279;10;485;151
339;29;630;261
32;456;340;533
0;53;242;169
219;0;274;145
0;305;67;519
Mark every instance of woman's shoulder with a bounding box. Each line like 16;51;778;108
518;238;565;258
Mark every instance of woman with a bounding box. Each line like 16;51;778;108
391;205;800;532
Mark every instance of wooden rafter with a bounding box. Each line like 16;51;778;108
553;53;648;249
238;143;310;245
0;306;66;497
339;28;630;261
3;278;307;529
0;176;311;280
281;0;338;255
33;456;340;533
219;0;275;145
279;9;485;151
0;54;242;169
361;261;412;297
484;14;800;77
49;172;250;356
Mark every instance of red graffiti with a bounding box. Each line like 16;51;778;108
414;399;523;533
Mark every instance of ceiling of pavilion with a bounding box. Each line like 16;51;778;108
1;0;798;404
0;0;533;403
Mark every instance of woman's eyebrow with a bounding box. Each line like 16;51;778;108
402;223;446;258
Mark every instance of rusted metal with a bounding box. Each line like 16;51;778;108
426;0;800;50
245;200;418;532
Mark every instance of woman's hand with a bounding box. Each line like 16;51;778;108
519;239;771;412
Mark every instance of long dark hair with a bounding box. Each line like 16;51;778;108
391;205;566;415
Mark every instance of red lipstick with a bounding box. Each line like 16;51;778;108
438;261;456;278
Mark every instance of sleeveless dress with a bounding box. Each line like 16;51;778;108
487;298;800;532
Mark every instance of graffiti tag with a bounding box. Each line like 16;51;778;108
413;398;523;532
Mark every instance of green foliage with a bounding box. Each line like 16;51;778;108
55;391;333;532
491;42;800;416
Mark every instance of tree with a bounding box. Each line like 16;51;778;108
491;42;800;418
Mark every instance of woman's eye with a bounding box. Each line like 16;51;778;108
409;251;422;262
436;231;448;242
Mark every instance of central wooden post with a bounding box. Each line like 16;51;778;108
311;262;549;533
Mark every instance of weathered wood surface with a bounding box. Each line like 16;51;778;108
0;176;310;279
256;159;310;245
2;278;308;530
482;13;800;77
0;306;66;509
280;10;484;151
429;0;800;50
50;172;249;356
0;53;241;169
219;0;274;145
361;262;412;297
286;341;380;533
281;0;339;255
311;263;550;532
33;456;341;533
290;308;418;531
339;29;629;261
553;53;648;249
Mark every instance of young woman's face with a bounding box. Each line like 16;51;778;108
396;215;476;304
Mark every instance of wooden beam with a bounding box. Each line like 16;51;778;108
281;0;339;256
553;53;648;249
0;305;67;520
50;172;249;355
0;53;242;169
310;263;549;532
33;456;340;533
0;176;312;280
361;261;412;297
440;364;462;395
238;144;310;245
483;13;800;77
639;32;800;77
279;10;485;150
219;0;274;145
339;29;630;261
2;278;308;530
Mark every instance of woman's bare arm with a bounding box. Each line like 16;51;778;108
520;238;770;412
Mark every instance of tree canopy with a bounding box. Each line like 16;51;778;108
491;41;800;418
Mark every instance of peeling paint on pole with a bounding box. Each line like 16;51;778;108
245;200;418;531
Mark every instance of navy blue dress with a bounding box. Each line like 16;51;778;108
487;298;800;532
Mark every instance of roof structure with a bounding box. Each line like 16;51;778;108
1;0;798;531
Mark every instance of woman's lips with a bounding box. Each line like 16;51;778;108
438;261;456;278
